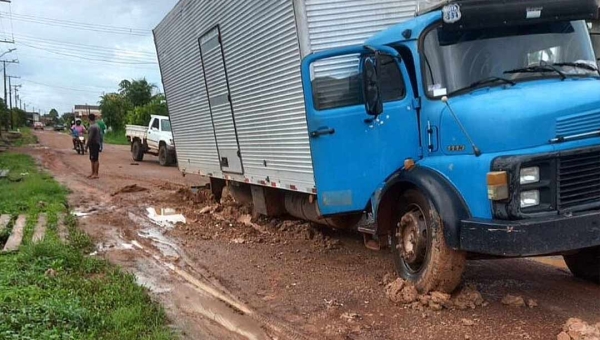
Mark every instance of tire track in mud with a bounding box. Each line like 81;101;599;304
125;211;312;340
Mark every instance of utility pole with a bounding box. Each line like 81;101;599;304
1;59;17;131
7;76;19;130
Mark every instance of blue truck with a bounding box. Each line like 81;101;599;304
155;0;600;293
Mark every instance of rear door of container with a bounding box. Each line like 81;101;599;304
199;26;243;174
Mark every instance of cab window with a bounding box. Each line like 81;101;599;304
311;54;406;110
151;119;159;129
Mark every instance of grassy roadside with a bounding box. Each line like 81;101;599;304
0;153;174;340
7;128;37;147
103;129;129;145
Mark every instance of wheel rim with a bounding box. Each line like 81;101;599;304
395;203;429;274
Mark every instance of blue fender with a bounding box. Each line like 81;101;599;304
374;166;472;249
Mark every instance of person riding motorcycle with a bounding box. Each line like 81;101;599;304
71;119;87;150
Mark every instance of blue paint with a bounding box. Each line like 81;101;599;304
302;46;420;215
301;9;600;221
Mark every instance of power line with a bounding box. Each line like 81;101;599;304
18;42;158;65
20;79;105;94
18;52;158;70
0;11;150;36
15;34;156;58
17;39;157;63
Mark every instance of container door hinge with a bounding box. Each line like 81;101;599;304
412;97;421;110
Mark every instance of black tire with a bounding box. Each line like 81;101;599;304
158;144;169;166
564;247;600;283
391;189;466;293
132;140;144;162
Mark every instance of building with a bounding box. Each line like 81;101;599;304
73;105;101;120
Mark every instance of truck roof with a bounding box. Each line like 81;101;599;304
366;11;441;46
368;0;599;46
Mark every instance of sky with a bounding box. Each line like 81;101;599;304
2;0;179;115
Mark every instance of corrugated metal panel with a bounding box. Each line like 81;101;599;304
306;0;416;77
155;0;315;189
154;0;417;190
154;0;221;176
306;0;417;51
199;26;243;174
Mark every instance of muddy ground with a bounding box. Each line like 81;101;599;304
18;129;600;340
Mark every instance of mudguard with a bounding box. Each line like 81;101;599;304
376;166;472;249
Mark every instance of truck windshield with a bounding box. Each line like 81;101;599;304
423;20;597;97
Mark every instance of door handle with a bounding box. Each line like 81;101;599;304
310;127;335;138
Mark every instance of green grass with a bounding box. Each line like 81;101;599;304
0;153;175;340
103;130;129;146
10;128;38;147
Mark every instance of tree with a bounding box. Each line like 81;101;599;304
126;94;168;126
119;78;155;107
99;92;131;131
48;109;59;124
61;112;74;126
11;108;27;128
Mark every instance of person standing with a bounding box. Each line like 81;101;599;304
97;117;107;152
86;113;101;179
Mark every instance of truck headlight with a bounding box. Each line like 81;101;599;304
520;167;539;184
520;190;540;208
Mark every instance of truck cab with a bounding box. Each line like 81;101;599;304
301;0;600;292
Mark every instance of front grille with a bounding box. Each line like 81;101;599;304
558;149;600;210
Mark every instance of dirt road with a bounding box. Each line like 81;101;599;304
22;130;600;340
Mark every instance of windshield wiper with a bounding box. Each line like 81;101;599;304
504;65;566;80
448;76;516;96
553;61;599;73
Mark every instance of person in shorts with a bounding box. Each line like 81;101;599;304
86;114;101;179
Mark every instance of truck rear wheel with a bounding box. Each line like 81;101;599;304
391;189;466;293
564;247;600;283
132;140;144;162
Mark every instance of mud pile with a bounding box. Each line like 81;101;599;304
558;318;600;340
384;278;486;311
172;188;341;249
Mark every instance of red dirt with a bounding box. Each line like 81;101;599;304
18;129;600;340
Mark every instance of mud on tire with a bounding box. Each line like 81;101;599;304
159;145;170;166
391;189;466;293
132;140;144;162
564;247;600;283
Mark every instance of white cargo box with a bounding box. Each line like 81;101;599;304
154;0;416;194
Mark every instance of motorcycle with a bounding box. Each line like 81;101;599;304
74;135;86;155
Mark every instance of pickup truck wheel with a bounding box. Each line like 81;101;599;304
132;140;144;161
391;189;466;293
159;145;168;166
564;247;600;283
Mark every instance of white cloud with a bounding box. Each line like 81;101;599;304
5;0;178;115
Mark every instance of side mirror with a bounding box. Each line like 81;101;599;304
362;55;383;116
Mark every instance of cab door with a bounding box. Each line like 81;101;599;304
147;117;160;151
302;46;420;215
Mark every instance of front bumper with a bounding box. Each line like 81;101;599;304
460;210;600;256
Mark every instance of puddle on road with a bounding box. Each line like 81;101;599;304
146;207;186;228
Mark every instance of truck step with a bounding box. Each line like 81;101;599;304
32;214;47;244
3;215;26;252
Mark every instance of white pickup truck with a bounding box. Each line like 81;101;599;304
125;115;176;166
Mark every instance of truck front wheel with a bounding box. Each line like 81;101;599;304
564;247;600;283
159;145;170;166
132;140;144;162
391;189;466;293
